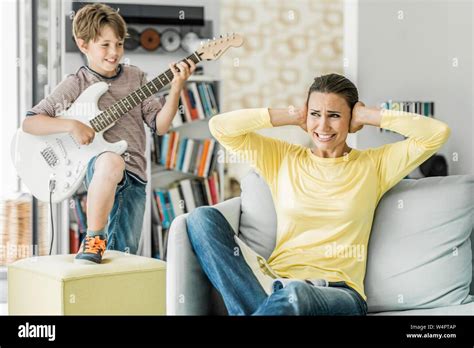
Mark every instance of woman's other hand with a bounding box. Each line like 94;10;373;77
349;101;365;133
288;105;308;132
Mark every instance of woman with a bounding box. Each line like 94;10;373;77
186;73;451;315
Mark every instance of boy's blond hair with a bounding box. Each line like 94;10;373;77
72;3;128;43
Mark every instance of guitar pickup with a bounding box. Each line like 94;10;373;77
40;146;59;168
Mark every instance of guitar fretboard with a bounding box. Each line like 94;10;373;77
90;51;202;132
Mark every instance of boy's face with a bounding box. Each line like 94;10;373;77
77;25;124;77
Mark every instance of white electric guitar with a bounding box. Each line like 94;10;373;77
11;34;243;203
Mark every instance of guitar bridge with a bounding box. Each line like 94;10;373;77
41;146;59;168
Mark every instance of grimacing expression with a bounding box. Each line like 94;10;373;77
306;92;351;150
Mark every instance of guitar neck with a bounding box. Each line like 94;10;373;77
90;51;202;132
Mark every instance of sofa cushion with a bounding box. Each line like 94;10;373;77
239;170;276;260
369;299;474;315
365;175;474;312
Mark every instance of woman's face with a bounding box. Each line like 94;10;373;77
306;92;351;155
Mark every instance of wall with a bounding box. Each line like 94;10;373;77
354;0;473;175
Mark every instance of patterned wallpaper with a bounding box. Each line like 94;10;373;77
218;0;345;196
220;0;344;111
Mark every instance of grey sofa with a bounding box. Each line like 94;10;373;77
166;170;474;315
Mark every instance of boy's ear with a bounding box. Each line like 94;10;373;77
76;38;88;54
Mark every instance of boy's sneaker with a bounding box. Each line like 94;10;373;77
74;235;107;264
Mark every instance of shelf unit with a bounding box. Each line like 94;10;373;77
141;76;224;259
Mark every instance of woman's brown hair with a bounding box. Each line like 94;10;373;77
306;73;359;110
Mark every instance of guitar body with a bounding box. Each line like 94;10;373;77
11;81;127;203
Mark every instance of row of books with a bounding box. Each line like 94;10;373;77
380;100;435;134
380;101;434;116
151;131;219;178
152;171;221;230
159;82;219;128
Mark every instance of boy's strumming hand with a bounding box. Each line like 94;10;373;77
69;120;95;145
169;58;196;92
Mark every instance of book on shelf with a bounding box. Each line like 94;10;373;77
150;188;164;260
157;81;220;128
380;100;434;116
69;222;80;254
151;132;219;178
152;170;221;230
68;193;88;253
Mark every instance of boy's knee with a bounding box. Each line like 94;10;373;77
94;152;125;183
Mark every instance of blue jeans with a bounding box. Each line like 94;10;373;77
186;206;368;316
84;152;146;254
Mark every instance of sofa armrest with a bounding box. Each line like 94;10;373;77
166;197;242;315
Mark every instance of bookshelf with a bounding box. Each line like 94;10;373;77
379;100;435;135
144;76;224;260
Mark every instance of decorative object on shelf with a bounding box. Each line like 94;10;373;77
181;32;202;54
160;28;181;52
124;27;140;51
66;4;211;53
11;33;244;203
420;154;448;177
140;28;161;51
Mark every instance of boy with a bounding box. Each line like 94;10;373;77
22;3;196;264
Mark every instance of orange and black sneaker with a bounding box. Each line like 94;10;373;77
74;234;107;264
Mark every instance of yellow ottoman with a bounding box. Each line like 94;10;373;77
8;251;166;315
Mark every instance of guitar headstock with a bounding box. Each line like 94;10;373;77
196;33;244;61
